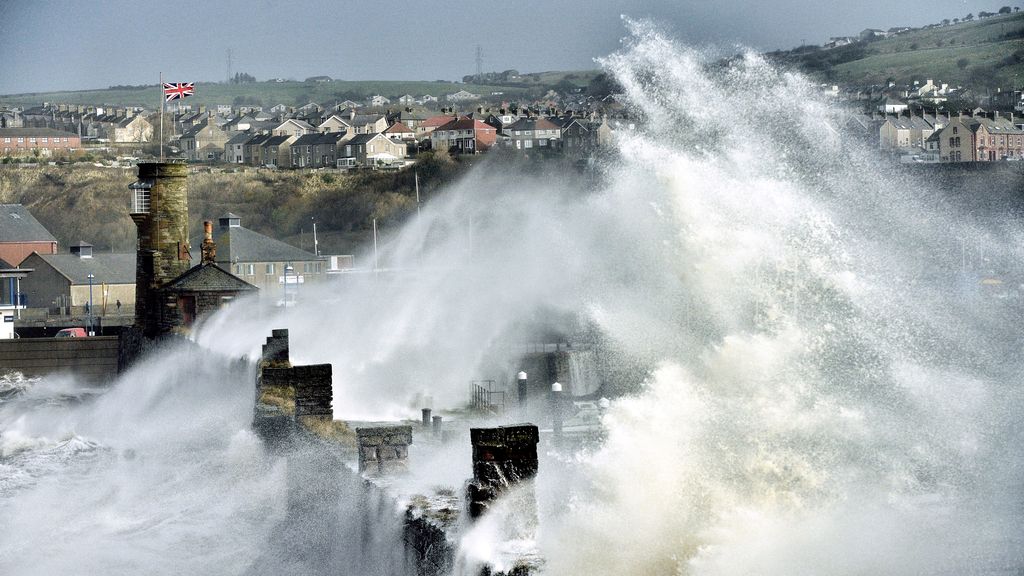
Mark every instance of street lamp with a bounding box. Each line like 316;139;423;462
283;264;295;306
87;273;95;336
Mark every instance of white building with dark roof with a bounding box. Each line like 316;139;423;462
18;242;136;315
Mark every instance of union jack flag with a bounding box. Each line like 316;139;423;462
163;82;194;101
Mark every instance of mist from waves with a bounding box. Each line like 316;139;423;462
1;17;1021;576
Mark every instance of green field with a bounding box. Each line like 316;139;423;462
781;11;1024;87
834;40;1022;85
0;71;601;109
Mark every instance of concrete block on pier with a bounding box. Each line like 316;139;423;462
357;425;413;475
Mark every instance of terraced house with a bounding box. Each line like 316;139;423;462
0;128;80;157
503;117;562;151
936;113;1024;162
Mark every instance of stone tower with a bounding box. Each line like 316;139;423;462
128;161;191;337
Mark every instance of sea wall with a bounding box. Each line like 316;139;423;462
0;335;119;381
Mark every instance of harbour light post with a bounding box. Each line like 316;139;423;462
87;273;95;335
551;381;563;446
518;371;529;417
283;263;294;306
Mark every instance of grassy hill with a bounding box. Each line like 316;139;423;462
773;11;1024;87
0;72;600;110
0;151;467;255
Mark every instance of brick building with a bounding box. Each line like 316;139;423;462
0;128;81;156
0;204;58;265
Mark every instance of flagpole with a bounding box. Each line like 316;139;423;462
159;72;164;161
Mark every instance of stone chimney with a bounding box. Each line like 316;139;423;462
201;220;217;264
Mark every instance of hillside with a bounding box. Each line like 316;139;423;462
772;11;1024;87
0;72;600;109
0;152;466;256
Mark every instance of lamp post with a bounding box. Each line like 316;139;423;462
283;264;294;306
551;381;563;446
87;273;95;336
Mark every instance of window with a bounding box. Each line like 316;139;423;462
952;127;958;134
41;138;47;143
245;264;255;276
265;263;275;274
3;138;9;143
17;138;23;143
29;138;36;143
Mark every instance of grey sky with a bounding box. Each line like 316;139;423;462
0;0;1005;94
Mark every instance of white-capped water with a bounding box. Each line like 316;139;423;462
2;19;1023;575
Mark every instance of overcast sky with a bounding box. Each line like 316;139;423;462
0;0;1006;94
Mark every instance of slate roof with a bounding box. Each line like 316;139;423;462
162;262;257;293
292;133;323;146
0;204;58;243
246;133;273;147
347;133;384;146
352;114;384;126
506;117;561;131
192;223;320;265
0;128;79;139
31;253;136;284
263;135;293;147
225;132;253;146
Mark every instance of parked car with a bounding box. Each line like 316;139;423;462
55;327;88;338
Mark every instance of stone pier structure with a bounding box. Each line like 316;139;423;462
253;329;341;445
466;424;539;518
129;161;192;338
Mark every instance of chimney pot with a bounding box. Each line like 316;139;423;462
201;220;217;264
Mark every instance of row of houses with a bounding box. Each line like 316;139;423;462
15;104;154;143
174;96;620;167
869;110;1023;162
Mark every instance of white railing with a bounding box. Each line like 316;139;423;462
131;188;150;213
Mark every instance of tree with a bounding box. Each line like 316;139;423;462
998;6;1011;13
964;13;974;20
231;72;256;84
953;18;960;23
941;18;950;25
957;57;970;70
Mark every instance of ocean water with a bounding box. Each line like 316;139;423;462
3;19;1023;576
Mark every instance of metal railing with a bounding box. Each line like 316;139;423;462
470;380;505;414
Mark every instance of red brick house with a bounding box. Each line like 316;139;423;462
429;116;498;154
0;128;81;157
